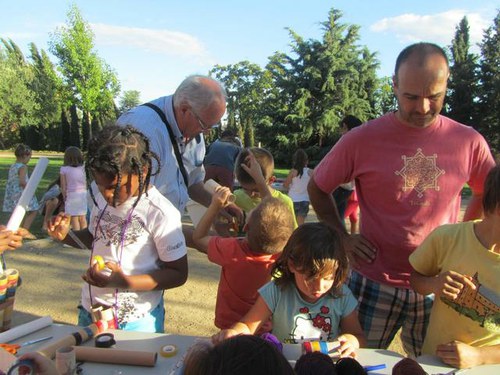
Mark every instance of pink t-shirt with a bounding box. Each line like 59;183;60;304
207;236;279;329
60;165;86;193
313;113;495;288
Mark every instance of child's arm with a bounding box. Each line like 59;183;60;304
192;187;233;253
47;212;93;248
410;269;476;300
18;165;28;188
212;295;272;344
283;169;297;189
338;310;366;358
436;341;500;368
83;255;188;291
60;173;67;201
241;152;271;198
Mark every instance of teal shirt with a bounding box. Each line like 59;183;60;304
233;188;298;228
259;281;357;344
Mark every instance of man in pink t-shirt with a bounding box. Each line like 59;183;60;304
308;42;495;357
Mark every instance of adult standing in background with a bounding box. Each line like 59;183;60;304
117;75;227;213
204;130;242;190
308;42;495;357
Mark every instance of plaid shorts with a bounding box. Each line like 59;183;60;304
348;271;433;357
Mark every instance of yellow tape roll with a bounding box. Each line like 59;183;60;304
160;344;178;357
93;255;105;270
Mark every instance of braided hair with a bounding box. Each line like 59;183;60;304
86;125;160;208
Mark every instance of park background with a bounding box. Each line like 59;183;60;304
0;2;495;355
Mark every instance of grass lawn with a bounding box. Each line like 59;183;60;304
0;153;64;238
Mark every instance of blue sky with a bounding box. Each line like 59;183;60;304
1;0;497;102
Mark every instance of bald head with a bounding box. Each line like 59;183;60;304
394;43;449;85
173;75;227;113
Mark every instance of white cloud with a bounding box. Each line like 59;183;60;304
370;10;489;47
90;23;214;65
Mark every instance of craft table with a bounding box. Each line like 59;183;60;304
9;324;500;374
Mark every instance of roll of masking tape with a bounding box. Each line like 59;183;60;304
159;344;177;357
95;333;116;348
7;359;35;375
93;255;105;270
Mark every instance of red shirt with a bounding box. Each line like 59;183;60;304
208;236;279;329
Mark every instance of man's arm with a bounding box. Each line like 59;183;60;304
436;341;500;368
308;177;346;233
188;181;213;207
463;193;483;221
308;177;376;264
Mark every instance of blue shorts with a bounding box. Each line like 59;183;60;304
293;201;310;217
78;302;165;333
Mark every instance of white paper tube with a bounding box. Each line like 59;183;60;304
6;157;49;231
0;316;52;343
204;179;236;203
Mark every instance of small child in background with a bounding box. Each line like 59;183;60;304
409;164;500;369
213;222;366;358
38;177;63;231
48;125;187;333
2;144;39;239
60;146;87;230
234;147;297;228
192;180;295;330
284;149;312;225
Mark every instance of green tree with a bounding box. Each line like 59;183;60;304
28;43;64;150
373;76;397;116
0;39;38;148
263;8;378;162
118;90;141;114
210;61;271;147
49;4;120;148
448;17;478;126
477;10;500;153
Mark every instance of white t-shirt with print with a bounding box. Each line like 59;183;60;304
82;186;186;325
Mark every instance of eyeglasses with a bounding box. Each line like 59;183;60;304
190;109;219;131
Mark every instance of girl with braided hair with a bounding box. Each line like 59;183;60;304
48;125;187;333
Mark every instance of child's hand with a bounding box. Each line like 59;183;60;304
436;341;482;368
434;270;476;300
241;152;266;185
0;226;24;252
47;212;71;241
337;334;359;358
211;186;232;207
82;259;129;289
211;329;240;344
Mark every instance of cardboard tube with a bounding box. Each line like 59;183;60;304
6;158;49;231
204;179;236;203
38;323;98;359
0;316;52;343
73;347;157;367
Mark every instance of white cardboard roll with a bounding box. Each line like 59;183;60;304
0;316;52;343
6;157;49;231
204;179;236;203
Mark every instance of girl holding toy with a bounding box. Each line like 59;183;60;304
47;125;187;333
60;146;87;230
213;222;366;358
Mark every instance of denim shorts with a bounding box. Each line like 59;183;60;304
293;201;310;217
78;302;165;333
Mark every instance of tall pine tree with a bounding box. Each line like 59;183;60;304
448;17;478;126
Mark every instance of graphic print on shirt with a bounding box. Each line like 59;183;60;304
395;148;445;198
288;306;332;343
442;272;500;332
95;210;144;247
93;210;145;324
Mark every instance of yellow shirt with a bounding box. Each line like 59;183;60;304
234;188;298;228
409;221;500;354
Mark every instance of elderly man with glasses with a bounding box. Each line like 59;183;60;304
117;75;231;217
